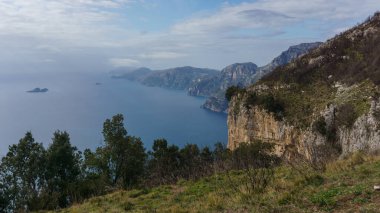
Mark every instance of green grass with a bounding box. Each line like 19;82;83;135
41;155;380;213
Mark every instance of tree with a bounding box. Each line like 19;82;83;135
0;132;45;212
200;146;213;164
44;131;81;209
180;144;201;179
101;114;146;188
147;139;181;185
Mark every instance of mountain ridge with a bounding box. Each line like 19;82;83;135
189;42;322;113
112;42;322;113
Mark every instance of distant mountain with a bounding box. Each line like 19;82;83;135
111;67;152;81
140;66;219;90
112;66;219;90
111;42;322;113
259;42;323;73
188;62;259;97
189;42;323;113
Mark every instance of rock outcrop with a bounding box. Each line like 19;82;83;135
228;97;380;162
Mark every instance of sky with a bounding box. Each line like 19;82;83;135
0;0;379;73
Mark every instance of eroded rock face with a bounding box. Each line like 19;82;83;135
227;97;380;162
339;99;380;156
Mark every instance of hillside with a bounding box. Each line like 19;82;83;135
140;66;218;90
228;12;380;162
190;42;322;113
111;67;152;81
48;155;380;213
112;66;219;90
111;43;321;113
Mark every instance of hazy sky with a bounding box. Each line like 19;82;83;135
0;0;378;73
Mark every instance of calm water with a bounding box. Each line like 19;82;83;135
0;72;227;155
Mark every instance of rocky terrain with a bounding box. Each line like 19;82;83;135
227;12;380;162
189;42;322;113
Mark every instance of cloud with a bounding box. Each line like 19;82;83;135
35;45;62;53
0;0;378;71
0;0;136;47
109;58;140;67
139;51;187;59
171;0;378;36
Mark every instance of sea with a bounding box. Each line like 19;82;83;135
0;72;227;156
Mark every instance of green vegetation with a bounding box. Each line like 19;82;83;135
50;154;380;213
225;86;245;101
243;92;285;121
3;114;280;212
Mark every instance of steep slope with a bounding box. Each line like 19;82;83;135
228;12;380;163
258;42;323;76
190;42;322;113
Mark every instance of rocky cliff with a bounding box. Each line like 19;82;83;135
190;42;322;113
227;12;380;162
228;96;380;163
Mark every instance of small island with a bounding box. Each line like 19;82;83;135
27;87;49;93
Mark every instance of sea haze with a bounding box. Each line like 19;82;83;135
0;72;227;156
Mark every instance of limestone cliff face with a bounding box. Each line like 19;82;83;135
228;96;380;161
227;96;330;162
339;99;380;155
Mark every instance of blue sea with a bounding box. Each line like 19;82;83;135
0;72;227;156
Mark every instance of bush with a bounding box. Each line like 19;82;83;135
225;141;281;195
243;92;285;120
243;92;258;109
260;94;285;121
336;104;358;128
313;117;327;135
225;86;245;101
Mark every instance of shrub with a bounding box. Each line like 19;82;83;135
336;103;358;128
225;140;281;195
260;94;285;121
313;117;327;135
243;92;258;109
243;92;285;120
225;86;245;101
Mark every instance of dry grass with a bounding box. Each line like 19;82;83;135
41;155;380;213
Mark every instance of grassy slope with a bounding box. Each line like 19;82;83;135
45;156;380;213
